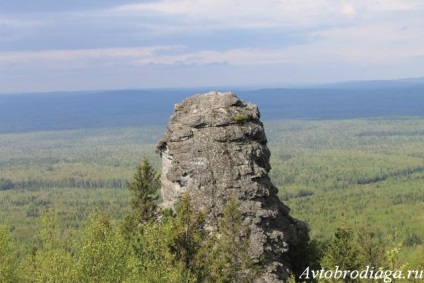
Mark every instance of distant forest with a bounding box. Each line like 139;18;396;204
1;81;424;133
2;80;424;281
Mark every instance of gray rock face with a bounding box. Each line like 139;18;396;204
156;91;308;282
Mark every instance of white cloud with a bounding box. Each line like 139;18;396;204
113;0;349;30
2;7;424;72
1;0;424;92
0;16;42;27
342;3;356;16
112;0;423;30
105;0;424;66
0;46;183;65
0;46;289;74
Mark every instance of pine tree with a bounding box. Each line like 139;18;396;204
131;213;195;283
356;226;385;269
199;195;258;283
123;158;160;235
170;193;206;281
321;224;361;283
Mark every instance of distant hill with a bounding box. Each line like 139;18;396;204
0;90;189;133
315;77;424;89
239;86;424;120
1;80;424;133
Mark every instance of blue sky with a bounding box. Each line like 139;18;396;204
0;0;423;92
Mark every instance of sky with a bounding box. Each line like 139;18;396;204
0;0;423;93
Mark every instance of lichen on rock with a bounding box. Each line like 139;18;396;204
156;91;309;282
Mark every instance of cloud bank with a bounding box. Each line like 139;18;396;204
0;0;423;92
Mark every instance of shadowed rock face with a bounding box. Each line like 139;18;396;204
156;92;308;282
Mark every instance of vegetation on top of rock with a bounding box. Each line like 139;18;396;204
233;112;250;123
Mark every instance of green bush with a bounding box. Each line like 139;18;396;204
0;225;17;283
233;112;249;123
